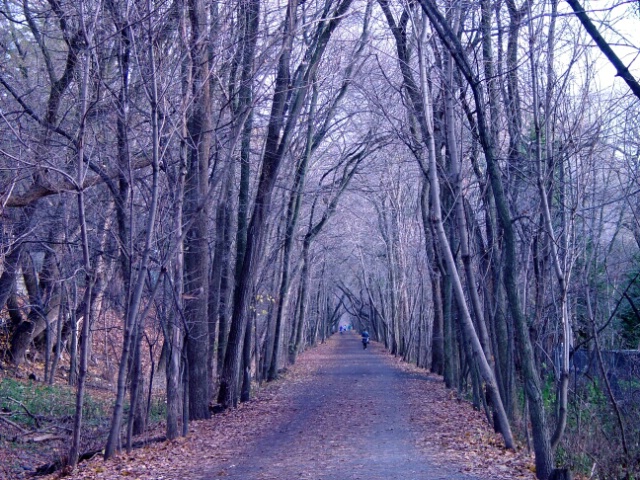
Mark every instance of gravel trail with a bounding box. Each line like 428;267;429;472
198;334;484;480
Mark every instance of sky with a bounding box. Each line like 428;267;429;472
575;0;640;94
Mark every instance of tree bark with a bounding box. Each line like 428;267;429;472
218;0;354;409
416;0;553;475
182;0;212;421
69;13;94;464
420;180;444;375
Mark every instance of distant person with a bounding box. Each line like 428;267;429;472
361;330;370;349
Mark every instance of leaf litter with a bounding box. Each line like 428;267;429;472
37;335;548;480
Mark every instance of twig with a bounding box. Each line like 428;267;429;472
0;414;28;433
6;397;41;429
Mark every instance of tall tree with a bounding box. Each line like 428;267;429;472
182;0;213;421
377;0;514;449
218;0;355;409
415;0;557;476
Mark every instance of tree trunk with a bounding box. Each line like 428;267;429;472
218;0;354;409
104;0;162;454
209;165;234;386
183;0;212;421
69;17;94;463
420;180;444;375
240;314;253;402
378;0;514;449
415;0;553;474
231;0;260;397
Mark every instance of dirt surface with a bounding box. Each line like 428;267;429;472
41;334;537;480
199;333;480;480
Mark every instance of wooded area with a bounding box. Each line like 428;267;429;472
1;0;639;478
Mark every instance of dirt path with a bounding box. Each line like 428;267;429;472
200;333;482;480
49;334;535;480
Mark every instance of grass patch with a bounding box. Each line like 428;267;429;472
148;395;167;424
0;378;105;428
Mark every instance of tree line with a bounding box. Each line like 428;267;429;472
1;0;639;478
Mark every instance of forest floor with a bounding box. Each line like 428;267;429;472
14;333;543;480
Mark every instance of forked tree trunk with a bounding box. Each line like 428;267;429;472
104;0;162;455
378;0;514;449
218;0;355;409
416;0;553;475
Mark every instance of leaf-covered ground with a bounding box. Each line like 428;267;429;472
31;334;543;480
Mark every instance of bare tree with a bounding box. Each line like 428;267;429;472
218;0;355;410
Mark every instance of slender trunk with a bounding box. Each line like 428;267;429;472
127;273;163;446
210;166;234;385
166;1;190;438
218;0;354;409
105;3;162;454
69;19;94;464
127;324;145;447
421;180;444;375
241;313;253;402
69;283;79;387
504;0;525;197
289;248;309;364
166;274;184;440
416;0;553;474
49;289;65;385
216;235;233;376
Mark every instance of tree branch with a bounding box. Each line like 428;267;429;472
565;0;640;101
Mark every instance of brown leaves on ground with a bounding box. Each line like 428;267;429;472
37;337;541;480
391;357;537;479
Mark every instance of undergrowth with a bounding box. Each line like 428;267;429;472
0;378;105;428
